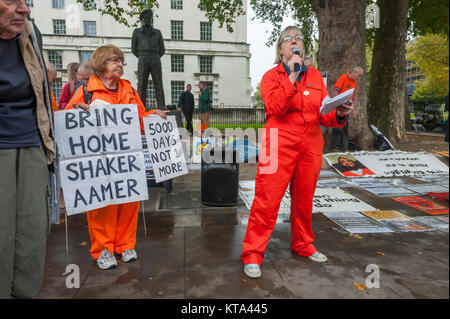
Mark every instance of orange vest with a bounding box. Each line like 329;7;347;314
67;76;155;133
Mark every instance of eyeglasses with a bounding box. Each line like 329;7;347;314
281;35;304;43
107;57;127;66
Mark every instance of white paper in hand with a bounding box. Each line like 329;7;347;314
320;88;354;115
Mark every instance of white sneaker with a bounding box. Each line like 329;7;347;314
308;251;327;263
243;264;261;278
97;249;117;270
121;249;138;263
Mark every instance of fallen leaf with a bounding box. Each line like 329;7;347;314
79;241;87;246
60;219;65;223
117;259;122;264
168;235;173;239
242;278;248;283
377;251;386;256
149;277;153;280
158;291;164;295
349;233;362;240
353;282;366;291
241;188;251;191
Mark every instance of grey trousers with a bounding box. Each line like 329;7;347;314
0;147;49;299
330;120;349;151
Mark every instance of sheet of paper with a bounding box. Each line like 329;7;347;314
323;211;393;233
320;88;354;115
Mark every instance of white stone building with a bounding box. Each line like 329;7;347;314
27;0;252;108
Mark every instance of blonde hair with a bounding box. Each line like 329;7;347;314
90;45;125;77
274;26;305;64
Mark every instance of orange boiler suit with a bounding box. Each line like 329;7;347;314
241;63;346;266
67;76;155;259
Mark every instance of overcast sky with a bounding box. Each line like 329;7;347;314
247;4;295;92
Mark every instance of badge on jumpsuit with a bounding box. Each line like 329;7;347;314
304;90;310;96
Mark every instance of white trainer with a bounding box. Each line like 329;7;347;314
243;263;261;278
97;249;117;270
121;249;138;263
308;251;328;263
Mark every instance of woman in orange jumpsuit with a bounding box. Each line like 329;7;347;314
241;26;354;278
67;45;168;270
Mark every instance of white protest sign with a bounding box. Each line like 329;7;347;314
312;188;377;213
54;104;148;215
143;115;188;183
353;151;449;177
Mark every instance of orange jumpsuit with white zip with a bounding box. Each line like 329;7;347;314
67;76;155;259
241;64;346;266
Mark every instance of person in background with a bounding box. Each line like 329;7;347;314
45;61;58;112
329;66;363;152
0;0;56;298
177;83;194;135
58;62;92;109
240;26;353;279
304;56;316;68
198;81;213;134
67;44;169;270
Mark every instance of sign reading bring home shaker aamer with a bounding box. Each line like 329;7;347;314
54;104;148;215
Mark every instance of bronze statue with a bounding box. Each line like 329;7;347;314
132;9;166;110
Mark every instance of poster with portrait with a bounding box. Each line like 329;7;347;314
324;153;376;177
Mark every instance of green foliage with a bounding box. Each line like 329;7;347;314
252;82;264;108
249;0;317;53
407;0;449;37
198;0;245;33
407;33;449;100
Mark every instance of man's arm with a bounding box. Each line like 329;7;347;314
131;29;139;58
158;31;165;57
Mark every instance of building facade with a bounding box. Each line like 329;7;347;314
28;0;252;108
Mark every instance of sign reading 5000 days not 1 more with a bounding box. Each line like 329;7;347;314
144;115;188;183
54;105;149;215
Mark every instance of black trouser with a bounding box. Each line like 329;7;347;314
182;106;194;134
330;120;349;151
137;55;165;110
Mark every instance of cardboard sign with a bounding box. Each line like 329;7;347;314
392;196;449;215
362;210;435;232
143;115;188;183
323;211;393;233
54;105;148;215
312;188;376;213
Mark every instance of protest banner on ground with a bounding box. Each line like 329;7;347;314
362;210;435;232
344;177;417;197
54;104;148;215
392;196;449;215
322;212;393;233
143;115;188;183
414;216;449;232
324;151;449;177
312;188;376;213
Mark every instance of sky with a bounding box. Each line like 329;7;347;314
247;3;296;92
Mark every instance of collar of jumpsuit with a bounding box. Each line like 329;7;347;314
282;62;309;83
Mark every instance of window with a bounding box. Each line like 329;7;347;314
51;78;63;101
171;81;185;105
146;81;157;108
79;51;93;62
171;21;183;40
171;0;183;10
26;0;33;7
83;21;97;36
199;56;212;73
52;0;65;9
200;22;212;41
52;19;66;35
48;50;63;69
171;55;184;72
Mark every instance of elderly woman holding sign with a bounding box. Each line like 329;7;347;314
67;45;168;269
241;26;353;279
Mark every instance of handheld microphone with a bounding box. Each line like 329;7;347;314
292;46;301;72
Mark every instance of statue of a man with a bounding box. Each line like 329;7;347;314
132;9;166;110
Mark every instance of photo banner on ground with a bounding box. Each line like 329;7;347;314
362;210;435;232
322;211;393;233
324;151;449;177
54;104;148;215
392;196;449;215
143;115;188;183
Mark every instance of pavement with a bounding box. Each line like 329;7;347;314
38;157;449;299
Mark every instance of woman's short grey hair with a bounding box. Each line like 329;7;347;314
274;26;305;64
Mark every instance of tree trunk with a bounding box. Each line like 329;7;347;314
368;0;409;143
311;0;372;150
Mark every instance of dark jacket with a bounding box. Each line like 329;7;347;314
178;91;194;111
